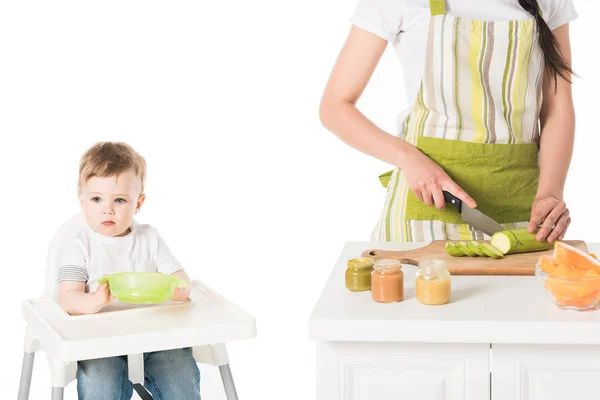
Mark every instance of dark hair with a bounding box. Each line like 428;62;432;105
519;0;574;88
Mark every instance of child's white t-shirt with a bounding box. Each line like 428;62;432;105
349;0;578;133
58;221;183;292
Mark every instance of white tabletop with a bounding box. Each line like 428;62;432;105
23;280;256;361
309;241;600;345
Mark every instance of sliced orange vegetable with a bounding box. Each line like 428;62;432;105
538;244;600;308
551;264;578;278
553;291;600;308
545;279;594;298
538;255;557;274
554;242;600;271
583;269;600;278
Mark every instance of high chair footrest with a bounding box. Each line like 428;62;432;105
133;384;153;400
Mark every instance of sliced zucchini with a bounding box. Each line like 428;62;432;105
467;241;486;256
445;242;465;257
479;242;504;259
456;241;477;257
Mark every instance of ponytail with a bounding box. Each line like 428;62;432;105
519;0;574;88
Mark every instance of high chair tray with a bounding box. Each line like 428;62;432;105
22;280;256;362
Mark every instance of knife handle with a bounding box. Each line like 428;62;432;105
443;190;462;213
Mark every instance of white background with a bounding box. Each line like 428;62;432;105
0;0;598;398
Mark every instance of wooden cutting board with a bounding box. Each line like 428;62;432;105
360;240;588;275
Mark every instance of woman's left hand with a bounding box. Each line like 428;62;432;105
527;196;571;242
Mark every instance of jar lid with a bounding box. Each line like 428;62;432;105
347;257;374;269
373;258;402;271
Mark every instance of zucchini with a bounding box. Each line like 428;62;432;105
490;228;553;255
456;241;477;257
445;242;465;257
445;240;506;259
479;242;504;259
467;241;486;256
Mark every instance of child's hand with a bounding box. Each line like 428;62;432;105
170;286;190;302
169;269;192;302
93;282;115;312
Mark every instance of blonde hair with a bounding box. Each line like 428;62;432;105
78;142;146;192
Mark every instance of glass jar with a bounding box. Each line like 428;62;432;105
415;259;451;305
371;259;404;303
345;257;374;292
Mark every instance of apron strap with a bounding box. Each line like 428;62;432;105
429;0;446;16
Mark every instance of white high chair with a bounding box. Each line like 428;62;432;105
18;213;257;399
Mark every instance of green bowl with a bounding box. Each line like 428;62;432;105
97;272;189;304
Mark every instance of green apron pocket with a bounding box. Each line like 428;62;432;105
379;170;394;188
403;136;539;224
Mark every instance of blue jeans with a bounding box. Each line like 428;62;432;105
77;347;200;400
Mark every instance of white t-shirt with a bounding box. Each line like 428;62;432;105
58;221;183;292
350;0;578;133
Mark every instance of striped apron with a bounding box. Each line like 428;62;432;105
372;0;544;242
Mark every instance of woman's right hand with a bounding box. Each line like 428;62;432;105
401;145;477;210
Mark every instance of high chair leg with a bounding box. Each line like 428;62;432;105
219;364;238;400
51;387;64;400
17;352;35;400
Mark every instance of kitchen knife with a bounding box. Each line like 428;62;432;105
442;190;504;236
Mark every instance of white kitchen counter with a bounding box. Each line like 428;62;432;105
310;241;600;345
309;241;600;400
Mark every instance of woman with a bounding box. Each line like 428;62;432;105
319;0;577;243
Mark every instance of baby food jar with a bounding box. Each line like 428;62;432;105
415;259;451;305
345;257;374;292
371;259;404;303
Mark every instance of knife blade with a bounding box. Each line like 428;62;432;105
442;191;504;236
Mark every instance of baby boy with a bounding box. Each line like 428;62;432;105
57;141;200;399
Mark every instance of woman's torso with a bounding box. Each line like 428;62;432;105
351;0;577;137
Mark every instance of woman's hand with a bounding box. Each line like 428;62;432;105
401;146;477;210
527;196;571;242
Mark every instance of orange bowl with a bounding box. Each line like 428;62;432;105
535;264;600;311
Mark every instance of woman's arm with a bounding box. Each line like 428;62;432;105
319;26;476;209
319;25;408;168
528;24;575;242
538;24;575;201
